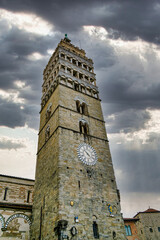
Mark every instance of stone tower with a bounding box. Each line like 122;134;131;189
31;36;126;240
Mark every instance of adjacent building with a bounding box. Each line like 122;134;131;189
124;208;160;240
134;208;160;240
0;174;34;239
124;218;139;240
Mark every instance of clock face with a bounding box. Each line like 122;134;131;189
77;143;97;165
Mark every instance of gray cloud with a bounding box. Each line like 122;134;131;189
0;138;26;150
106;109;151;133
0;0;160;44
110;139;160;194
0;97;39;129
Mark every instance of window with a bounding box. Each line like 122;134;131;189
85;75;89;81
74;83;79;91
46;103;52;121
76;100;81;113
72;59;76;65
67;56;71;61
158;227;160;232
113;231;116;239
45;126;50;141
79;73;83;80
79;120;89;135
93;221;99;239
73;70;77;77
83;64;87;69
81;103;88;115
125;225;132;236
60;53;65;58
149;227;153;233
27;190;31;203
61;65;65;71
78;61;82;67
3;187;8;200
67;67;71;74
76;101;88;115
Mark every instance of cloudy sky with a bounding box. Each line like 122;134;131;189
0;0;160;217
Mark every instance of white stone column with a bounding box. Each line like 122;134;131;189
71;69;73;76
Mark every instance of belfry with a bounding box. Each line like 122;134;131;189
31;36;126;239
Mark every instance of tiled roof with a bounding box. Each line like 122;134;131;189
143;208;160;213
134;208;160;218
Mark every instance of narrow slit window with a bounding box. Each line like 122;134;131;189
76;101;81;113
3;187;8;200
93;221;99;239
27;190;31;203
78;180;81;189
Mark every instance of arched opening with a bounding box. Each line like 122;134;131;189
76;100;81;113
45;126;50;141
79;120;89;135
113;231;116;239
46;103;52;122
74;83;79;91
81;103;88;115
84;123;89;135
93;221;99;239
3;213;31;239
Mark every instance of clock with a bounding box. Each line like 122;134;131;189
77;143;97;165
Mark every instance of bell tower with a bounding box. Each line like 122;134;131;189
31;35;126;240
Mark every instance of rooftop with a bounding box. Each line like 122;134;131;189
134;208;160;218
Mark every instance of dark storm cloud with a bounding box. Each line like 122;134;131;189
0;97;39;129
106;109;150;133
0;99;26;128
111;142;160;193
0;20;61;129
0;138;26;150
0;0;160;44
0;21;59;90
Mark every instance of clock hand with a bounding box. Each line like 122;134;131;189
84;150;91;157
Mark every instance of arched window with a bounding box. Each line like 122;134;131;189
83;123;89;134
81;102;88;115
79;120;89;135
45;126;50;141
113;231;116;238
76;100;81;113
46;103;52;121
125;225;132;236
75;98;88;116
74;83;79;91
79;121;83;133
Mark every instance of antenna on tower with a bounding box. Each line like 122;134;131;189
79;40;82;49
